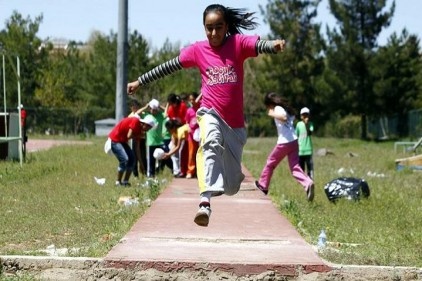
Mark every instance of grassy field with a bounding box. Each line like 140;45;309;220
0;136;421;268
244;137;421;267
0;137;171;258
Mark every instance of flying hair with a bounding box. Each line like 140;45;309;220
203;4;259;35
264;92;297;116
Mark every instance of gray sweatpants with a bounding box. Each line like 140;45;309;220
196;108;246;196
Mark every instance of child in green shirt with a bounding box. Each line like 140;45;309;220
295;107;314;179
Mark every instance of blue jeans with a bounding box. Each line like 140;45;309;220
147;144;172;177
111;142;134;172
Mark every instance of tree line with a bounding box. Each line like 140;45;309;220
0;0;421;139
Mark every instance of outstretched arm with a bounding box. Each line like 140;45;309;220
256;39;286;54
127;57;183;95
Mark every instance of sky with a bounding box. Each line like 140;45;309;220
0;0;421;49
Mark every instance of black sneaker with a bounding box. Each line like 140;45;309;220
306;183;314;202
194;203;211;227
255;181;268;195
121;181;131;187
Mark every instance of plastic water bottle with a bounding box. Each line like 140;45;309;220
124;198;139;207
317;229;327;249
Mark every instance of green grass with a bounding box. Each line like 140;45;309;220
0;137;171;258
0;136;421;269
244;137;422;267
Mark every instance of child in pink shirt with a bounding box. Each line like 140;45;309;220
185;92;200;179
127;4;286;227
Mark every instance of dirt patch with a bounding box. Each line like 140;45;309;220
1;257;421;281
26;139;92;152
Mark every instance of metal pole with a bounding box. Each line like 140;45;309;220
17;56;22;167
115;0;128;122
2;55;7;138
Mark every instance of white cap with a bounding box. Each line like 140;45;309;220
153;148;165;160
140;115;156;128
149;99;160;110
300;107;310;115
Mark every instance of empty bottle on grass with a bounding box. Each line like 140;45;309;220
318;229;327;248
124;198;139;207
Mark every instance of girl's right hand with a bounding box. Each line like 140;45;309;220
127;80;140;95
162;153;170;160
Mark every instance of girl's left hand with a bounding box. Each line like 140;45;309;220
274;39;286;52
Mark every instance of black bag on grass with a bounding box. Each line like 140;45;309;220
324;177;370;202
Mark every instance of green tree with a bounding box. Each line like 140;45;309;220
127;30;151;105
325;0;395;139
371;30;422;136
0;11;49;109
254;0;326;125
141;39;201;104
84;31;118;119
77;30;151;123
34;43;93;134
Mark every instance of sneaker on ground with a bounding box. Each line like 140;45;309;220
121;181;131;187
307;183;315;202
255;180;268;195
194;205;211;227
115;181;121;186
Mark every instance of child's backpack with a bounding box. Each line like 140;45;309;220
323;177;370;202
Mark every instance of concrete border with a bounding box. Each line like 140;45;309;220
1;256;422;280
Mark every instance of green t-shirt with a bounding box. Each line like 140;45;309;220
142;112;165;146
295;121;314;156
162;117;171;141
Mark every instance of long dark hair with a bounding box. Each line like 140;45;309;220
203;4;258;35
165;118;182;131
264;92;296;117
167;93;181;105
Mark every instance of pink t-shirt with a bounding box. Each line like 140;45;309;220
179;34;259;128
185;106;199;141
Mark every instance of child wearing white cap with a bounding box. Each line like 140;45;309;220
108;113;155;187
295;107;314;179
139;99;174;178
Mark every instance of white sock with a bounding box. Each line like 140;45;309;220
200;191;212;204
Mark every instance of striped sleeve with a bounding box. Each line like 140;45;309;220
137;57;183;86
256;40;278;54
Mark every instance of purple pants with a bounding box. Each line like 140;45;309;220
258;140;313;191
